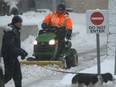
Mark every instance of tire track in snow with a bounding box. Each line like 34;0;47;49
23;75;65;87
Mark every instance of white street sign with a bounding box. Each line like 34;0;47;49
86;10;109;34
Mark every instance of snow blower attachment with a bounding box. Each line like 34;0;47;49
20;27;78;68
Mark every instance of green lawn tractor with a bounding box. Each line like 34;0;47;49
20;28;78;68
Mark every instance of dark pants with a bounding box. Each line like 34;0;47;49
0;67;4;87
56;30;66;54
3;56;22;87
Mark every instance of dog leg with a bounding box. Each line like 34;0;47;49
78;84;86;87
111;78;116;87
104;81;115;87
95;76;103;87
87;83;95;87
71;83;78;87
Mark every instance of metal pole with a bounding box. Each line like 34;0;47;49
96;33;101;75
52;0;56;12
114;43;116;75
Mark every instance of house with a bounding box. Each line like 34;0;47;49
0;0;108;16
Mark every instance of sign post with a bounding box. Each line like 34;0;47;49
115;43;116;75
86;10;108;75
96;33;100;74
52;0;56;12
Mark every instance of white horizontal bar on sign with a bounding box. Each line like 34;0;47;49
91;17;103;20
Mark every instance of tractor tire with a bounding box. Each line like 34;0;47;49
66;49;78;68
66;57;72;68
71;49;78;66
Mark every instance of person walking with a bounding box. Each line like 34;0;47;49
1;15;28;87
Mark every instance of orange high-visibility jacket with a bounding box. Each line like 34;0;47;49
43;11;72;29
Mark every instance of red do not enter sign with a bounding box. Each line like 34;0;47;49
90;12;104;25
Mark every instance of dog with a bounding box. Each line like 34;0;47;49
71;73;113;87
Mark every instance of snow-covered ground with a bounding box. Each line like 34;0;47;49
0;12;113;87
0;1;116;87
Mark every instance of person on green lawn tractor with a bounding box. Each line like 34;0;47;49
39;3;73;55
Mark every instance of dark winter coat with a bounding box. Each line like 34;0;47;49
1;24;26;87
1;24;23;58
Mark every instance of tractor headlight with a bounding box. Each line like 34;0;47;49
34;40;37;45
49;39;55;45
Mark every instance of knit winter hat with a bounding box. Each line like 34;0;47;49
12;15;22;24
57;3;66;11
